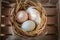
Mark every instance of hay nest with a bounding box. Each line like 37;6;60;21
10;0;47;37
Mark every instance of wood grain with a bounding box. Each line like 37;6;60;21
1;27;12;35
45;8;57;15
46;26;57;34
47;17;57;24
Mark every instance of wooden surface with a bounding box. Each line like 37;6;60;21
1;0;58;40
58;0;60;40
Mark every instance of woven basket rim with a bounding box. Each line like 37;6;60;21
10;0;47;37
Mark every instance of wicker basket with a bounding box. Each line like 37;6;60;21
10;0;47;37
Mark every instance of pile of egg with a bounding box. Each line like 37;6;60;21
16;6;41;31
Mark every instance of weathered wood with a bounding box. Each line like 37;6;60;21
1;17;11;25
36;35;57;40
39;0;49;3
47;17;57;24
1;8;11;16
42;3;56;7
58;0;60;40
45;8;57;15
50;0;58;5
1;27;12;35
46;26;57;34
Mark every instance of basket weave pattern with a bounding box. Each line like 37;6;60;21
10;0;47;37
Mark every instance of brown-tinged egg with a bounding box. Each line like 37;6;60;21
16;11;28;23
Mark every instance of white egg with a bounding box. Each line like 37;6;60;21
16;11;28;23
26;6;41;24
21;20;35;31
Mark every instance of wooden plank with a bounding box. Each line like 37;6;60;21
39;0;49;4
40;0;58;5
46;26;57;34
49;0;58;5
35;35;57;40
1;17;11;25
47;17;57;24
0;0;1;24
0;0;1;36
42;3;56;7
58;0;60;40
45;8;57;15
1;27;12;35
1;36;8;40
1;8;11;16
0;34;5;36
3;0;16;3
31;0;48;4
40;35;57;40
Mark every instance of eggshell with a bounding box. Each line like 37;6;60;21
16;11;28;23
26;6;41;24
21;20;36;31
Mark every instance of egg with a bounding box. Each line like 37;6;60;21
21;20;36;31
26;6;41;24
16;11;28;23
